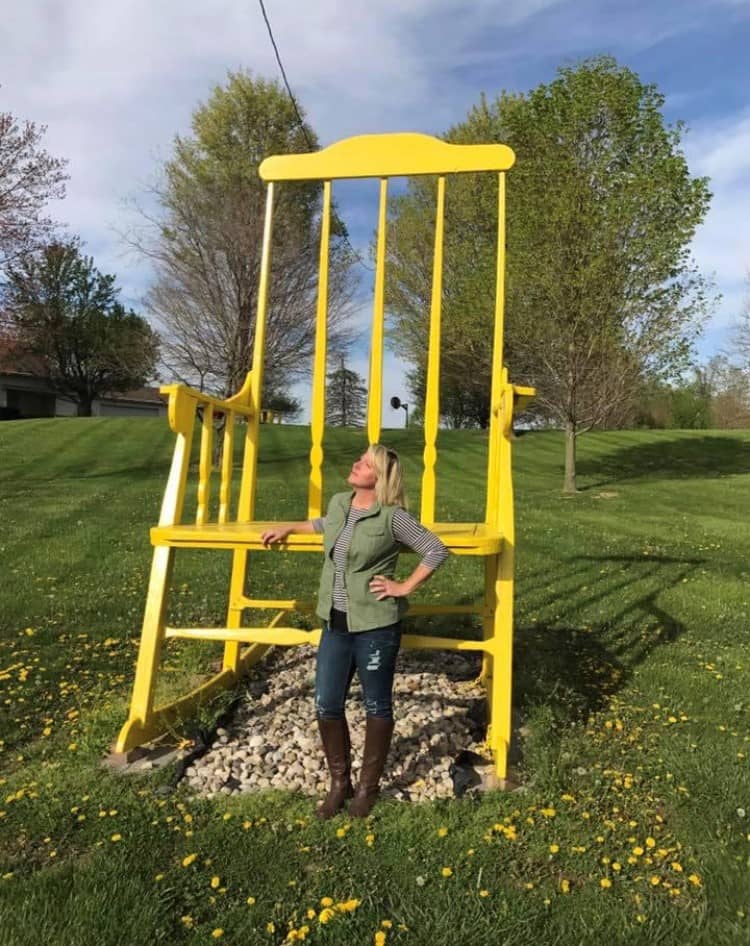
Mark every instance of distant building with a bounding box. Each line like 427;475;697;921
0;350;166;419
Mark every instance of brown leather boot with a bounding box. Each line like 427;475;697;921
316;717;354;820
348;716;395;818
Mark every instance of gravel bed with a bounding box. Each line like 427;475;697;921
183;645;493;803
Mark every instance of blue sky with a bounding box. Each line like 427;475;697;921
3;0;749;423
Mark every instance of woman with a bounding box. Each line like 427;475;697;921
261;444;449;819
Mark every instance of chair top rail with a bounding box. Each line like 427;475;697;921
260;132;515;182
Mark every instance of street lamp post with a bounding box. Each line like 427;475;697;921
390;395;408;428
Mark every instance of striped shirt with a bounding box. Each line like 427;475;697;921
312;506;449;612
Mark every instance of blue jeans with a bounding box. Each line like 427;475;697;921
315;613;402;721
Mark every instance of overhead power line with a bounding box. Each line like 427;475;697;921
257;0;373;274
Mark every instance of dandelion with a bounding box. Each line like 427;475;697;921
671;862;683;872
479;889;489;898
374;932;387;946
338;899;361;912
306;909;316;919
600;878;612;889
210;876;221;889
560;880;570;894
336;827;347;838
320;897;334;907
632;846;644;856
318;908;336;924
650;876;661;886
688;873;702;887
180;916;194;928
110;833;122;842
540;807;556;818
437;827;448;837
266;922;276;933
441;867;453;877
645;837;656;849
154;874;165;882
549;844;559;854
381;920;393;929
182;853;198;867
247;896;256;905
211;929;224;939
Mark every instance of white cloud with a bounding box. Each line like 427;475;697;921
2;0;748;387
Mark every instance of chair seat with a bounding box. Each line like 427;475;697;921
150;521;504;556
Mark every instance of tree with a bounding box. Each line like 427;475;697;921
728;274;750;369
326;356;367;426
4;240;159;415
386;57;713;491
0;105;68;270
128;70;356;402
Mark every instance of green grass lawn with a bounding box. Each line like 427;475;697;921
0;419;748;946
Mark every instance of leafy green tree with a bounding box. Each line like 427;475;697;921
129;70;356;400
5;240;159;415
386;57;713;490
326;356;367;427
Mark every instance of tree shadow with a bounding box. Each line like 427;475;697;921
578;434;750;488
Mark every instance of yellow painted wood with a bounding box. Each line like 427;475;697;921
121;132;534;780
218;413;235;524
260;133;515;182
308;180;331;519
150;521;503;554
420;176;445;524
238;183;275;524
367;178;388;446
196;404;213;525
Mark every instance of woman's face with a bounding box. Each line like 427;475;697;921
347;451;378;490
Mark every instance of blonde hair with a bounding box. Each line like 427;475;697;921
368;444;407;508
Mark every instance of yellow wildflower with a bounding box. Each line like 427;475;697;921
180;916;194;928
320;897;334;907
211;930;224;939
318;908;336;924
182;853;197;867
650;876;661;886
632;846;644;856
549;844;559;854
688;873;702;887
479;889;489;898
374;932;387;946
381;920;393;929
437;827;448;837
645;837;656;849
560;879;570;894
671;862;683;872
600;878;612;889
247;896;256;905
441;867;453;877
266;922;276;933
110;834;122;842
540;807;556;818
210;876;220;889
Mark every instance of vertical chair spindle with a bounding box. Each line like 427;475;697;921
308;180;332;519
420;175;446;524
367;178;388;447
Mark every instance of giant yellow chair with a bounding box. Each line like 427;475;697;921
117;133;533;780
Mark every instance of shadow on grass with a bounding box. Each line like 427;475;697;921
578;434;750;487
513;551;704;725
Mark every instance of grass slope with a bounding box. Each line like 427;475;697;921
0;419;748;946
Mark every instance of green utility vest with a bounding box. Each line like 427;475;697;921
316;491;408;633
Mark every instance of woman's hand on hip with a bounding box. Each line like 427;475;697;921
369;575;407;600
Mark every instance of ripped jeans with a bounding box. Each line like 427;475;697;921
314;609;402;721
